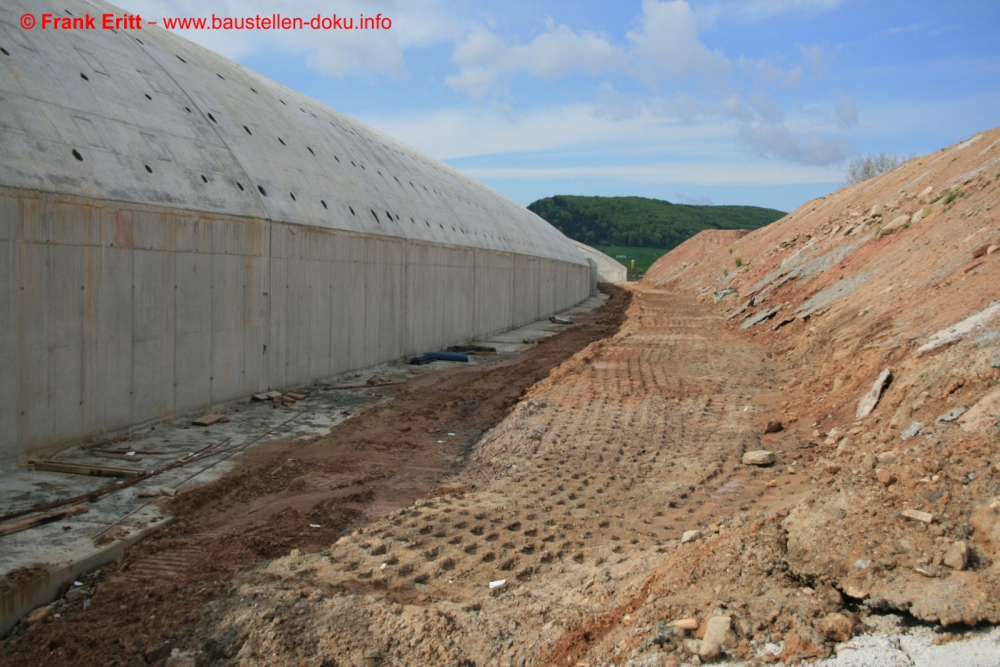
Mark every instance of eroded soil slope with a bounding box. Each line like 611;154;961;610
643;126;1000;632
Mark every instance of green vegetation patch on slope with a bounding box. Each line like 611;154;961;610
528;195;785;249
591;246;670;275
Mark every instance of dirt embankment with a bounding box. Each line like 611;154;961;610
643;130;1000;630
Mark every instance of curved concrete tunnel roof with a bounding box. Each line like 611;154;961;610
0;0;586;265
0;0;593;462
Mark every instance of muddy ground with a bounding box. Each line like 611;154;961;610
0;286;629;667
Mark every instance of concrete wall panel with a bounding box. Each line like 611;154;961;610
0;238;18;458
93;245;133;436
538;259;556;319
513;255;540;327
48;243;85;445
475;250;515;336
210;252;246;404
131;248;176;421
17;239;53;450
174;251;213;413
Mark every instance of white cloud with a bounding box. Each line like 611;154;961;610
747;92;785;123
445;22;626;97
446;0;728;97
675;192;715;205
798;42;837;77
735;0;846;19
625;0;730;87
835;93;859;129
369;103;732;160
737;121;855;165
738;57;802;89
462;161;844;185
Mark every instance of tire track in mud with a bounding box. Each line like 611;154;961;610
168;284;792;667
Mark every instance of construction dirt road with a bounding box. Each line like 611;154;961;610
3;127;1000;667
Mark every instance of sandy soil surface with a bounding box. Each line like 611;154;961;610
3;127;1000;667
0;287;628;666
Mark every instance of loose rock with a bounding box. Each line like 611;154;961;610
763;421;783;434
900;421;924;440
856;368;892;420
702;615;736;648
742;450;776;466
901;508;934;524
681;530;702;544
876;469;896;485
816;612;855;643
943;540;969;570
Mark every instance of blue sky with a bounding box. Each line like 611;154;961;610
123;0;1000;213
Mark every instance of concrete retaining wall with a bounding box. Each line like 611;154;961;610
0;187;589;463
570;241;628;284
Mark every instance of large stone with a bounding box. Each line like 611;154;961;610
702;615;736;648
816;612;855;643
900;421;924;440
856;368;892;421
681;530;702;544
878;214;911;238
742;450;776;466
944;541;970;571
870;204;884;217
20;604;54;627
740;306;780;330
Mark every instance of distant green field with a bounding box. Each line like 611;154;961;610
592;245;669;277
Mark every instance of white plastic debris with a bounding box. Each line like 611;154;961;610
489;579;506;589
309;524;321;528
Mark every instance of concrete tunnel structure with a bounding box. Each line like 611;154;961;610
0;0;592;464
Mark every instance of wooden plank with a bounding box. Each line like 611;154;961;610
192;413;226;426
0;504;90;536
81;434;130;451
322;381;406;390
28;459;145;478
90;451;143;462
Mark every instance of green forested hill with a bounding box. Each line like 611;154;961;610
527;195;785;249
